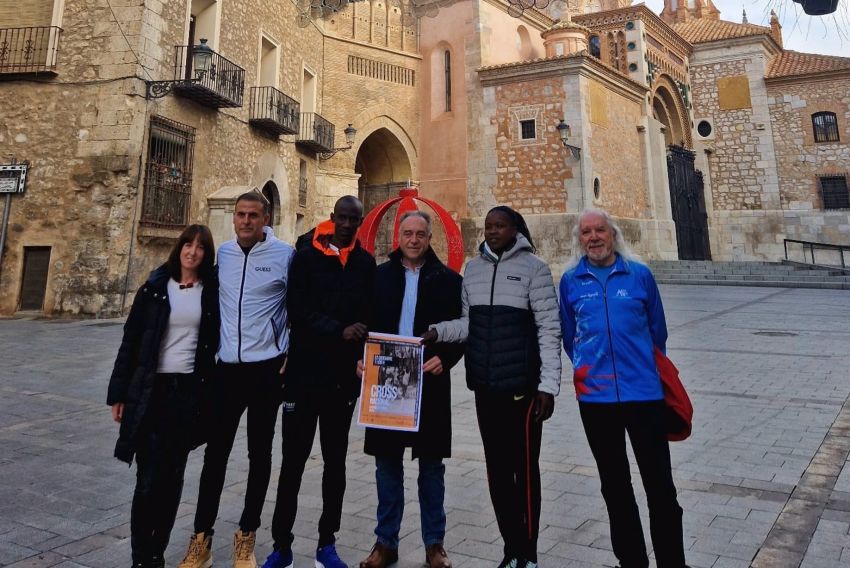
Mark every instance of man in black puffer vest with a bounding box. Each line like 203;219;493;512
261;196;375;568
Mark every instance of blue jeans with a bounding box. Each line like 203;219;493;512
374;455;446;549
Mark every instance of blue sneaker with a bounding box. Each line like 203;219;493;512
261;549;293;568
315;544;347;568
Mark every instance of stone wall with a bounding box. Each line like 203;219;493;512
767;76;850;212
691;58;766;211
0;0;148;315
0;0;421;316
491;78;571;213
585;76;650;219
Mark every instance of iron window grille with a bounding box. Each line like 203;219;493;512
141;117;196;228
812;112;840;143
819;174;850;210
298;175;308;207
520;119;536;140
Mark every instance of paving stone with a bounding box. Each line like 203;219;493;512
2;286;850;567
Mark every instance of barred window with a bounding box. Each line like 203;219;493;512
520;119;536;140
141;117;196;228
812;112;839;143
820;175;849;210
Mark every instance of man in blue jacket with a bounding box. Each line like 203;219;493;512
559;208;687;568
179;192;295;568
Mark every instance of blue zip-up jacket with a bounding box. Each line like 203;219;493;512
559;254;667;403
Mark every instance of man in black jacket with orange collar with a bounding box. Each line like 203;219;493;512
358;210;463;568
261;196;375;568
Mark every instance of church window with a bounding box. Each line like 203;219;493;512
444;50;452;112
141;116;196;228
520;119;536;140
812;112;839;143
819;175;849;210
589;35;601;59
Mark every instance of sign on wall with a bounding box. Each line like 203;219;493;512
0;164;28;194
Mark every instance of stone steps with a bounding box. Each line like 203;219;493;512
647;260;850;290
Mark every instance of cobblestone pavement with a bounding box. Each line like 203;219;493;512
2;285;850;568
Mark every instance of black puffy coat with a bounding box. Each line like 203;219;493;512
107;265;220;464
363;248;464;459
285;231;376;399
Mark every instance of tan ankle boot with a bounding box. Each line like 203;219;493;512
233;530;257;568
178;532;212;568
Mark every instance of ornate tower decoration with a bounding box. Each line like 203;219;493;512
357;186;465;272
659;0;720;25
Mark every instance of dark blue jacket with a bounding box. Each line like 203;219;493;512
363;248;464;459
559;255;666;403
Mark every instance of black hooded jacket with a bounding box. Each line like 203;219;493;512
285;229;376;398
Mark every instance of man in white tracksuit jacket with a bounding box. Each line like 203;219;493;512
178;192;295;568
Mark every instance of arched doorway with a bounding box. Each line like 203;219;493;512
261;180;279;228
652;76;710;260
354;128;413;259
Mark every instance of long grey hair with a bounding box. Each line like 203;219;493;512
565;208;641;271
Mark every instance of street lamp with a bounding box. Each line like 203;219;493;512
319;123;358;160
344;124;357;147
557;119;581;159
145;38;216;98
193;38;213;80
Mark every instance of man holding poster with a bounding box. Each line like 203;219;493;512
358;211;463;568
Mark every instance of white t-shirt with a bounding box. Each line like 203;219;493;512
157;279;203;374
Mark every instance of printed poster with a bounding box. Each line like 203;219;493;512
357;332;424;432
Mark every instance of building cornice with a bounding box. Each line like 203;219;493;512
481;0;555;31
688;31;782;60
765;67;850;86
574;4;692;56
478;52;648;103
324;33;423;61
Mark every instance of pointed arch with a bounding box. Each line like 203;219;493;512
651;73;692;149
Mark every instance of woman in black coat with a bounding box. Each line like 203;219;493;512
358;210;464;568
107;224;220;568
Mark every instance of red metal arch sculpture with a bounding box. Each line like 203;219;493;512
357;186;465;273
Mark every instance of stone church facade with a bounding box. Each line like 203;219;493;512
0;0;848;316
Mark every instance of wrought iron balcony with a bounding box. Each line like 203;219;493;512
249;86;300;136
168;43;245;108
0;26;62;75
296;112;335;153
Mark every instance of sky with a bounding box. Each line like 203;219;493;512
641;0;850;56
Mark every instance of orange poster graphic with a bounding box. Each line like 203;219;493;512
357;332;424;432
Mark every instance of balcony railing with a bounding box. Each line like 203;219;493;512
249;86;300;136
0;26;62;75
296;112;335;153
171;44;245;108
